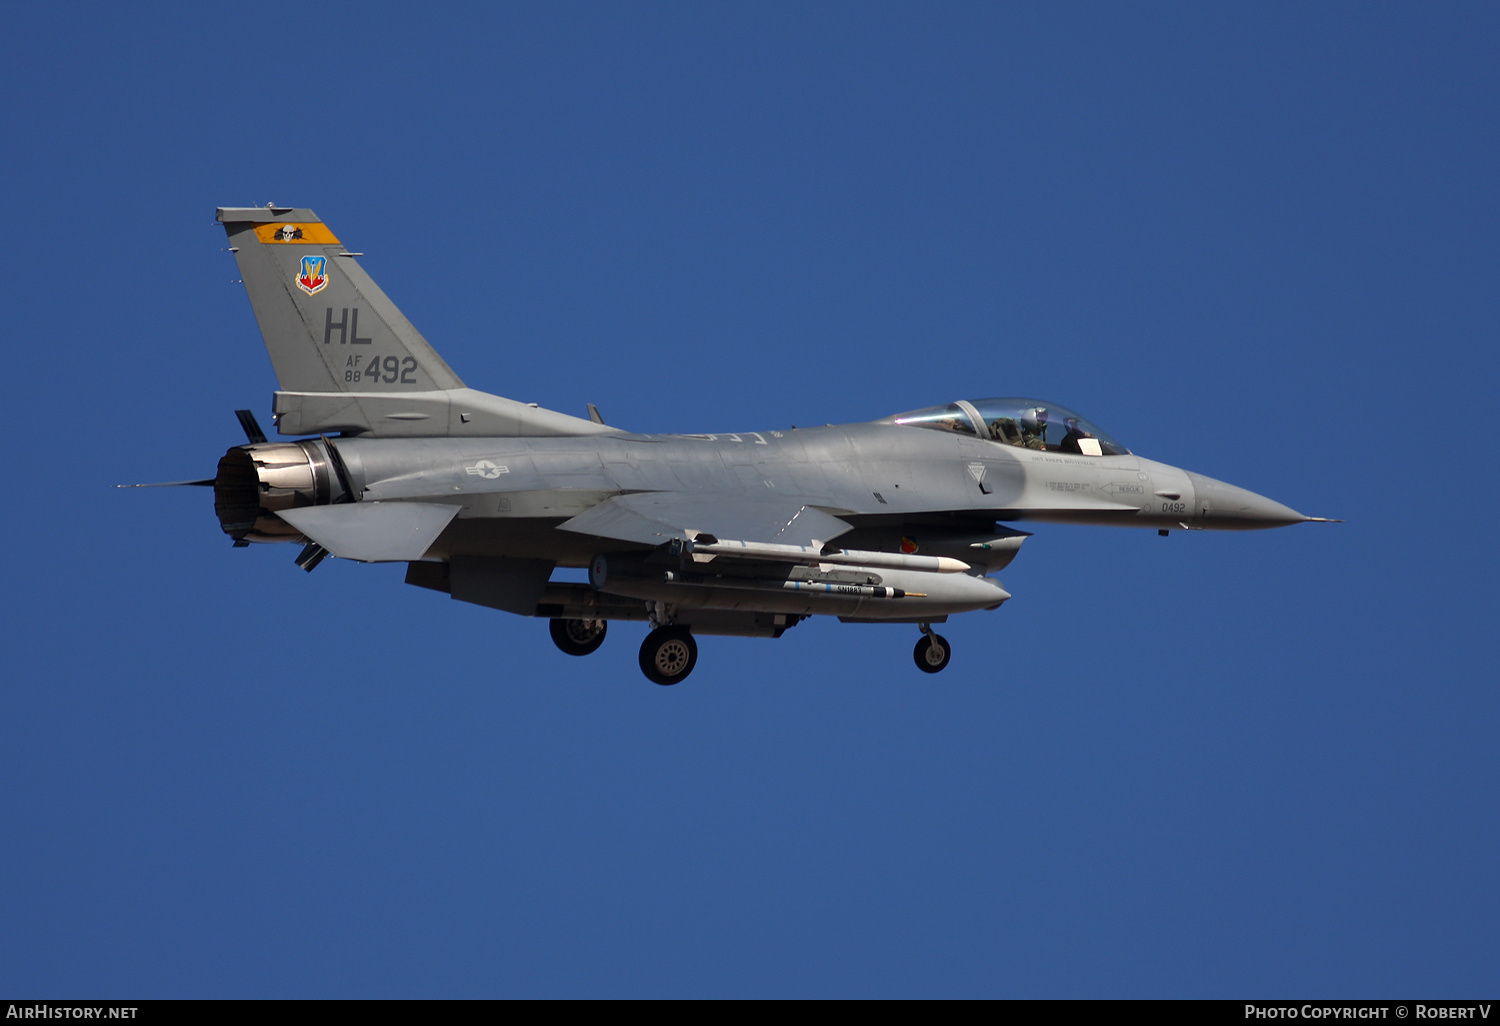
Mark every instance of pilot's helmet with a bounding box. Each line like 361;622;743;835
1021;407;1048;433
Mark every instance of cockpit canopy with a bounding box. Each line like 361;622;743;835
884;398;1129;456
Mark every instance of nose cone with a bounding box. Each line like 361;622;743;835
1184;472;1310;529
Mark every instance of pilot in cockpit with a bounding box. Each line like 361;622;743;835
889;399;1128;457
1020;408;1049;450
1057;416;1093;454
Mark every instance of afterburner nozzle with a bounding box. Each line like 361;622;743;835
213;440;340;542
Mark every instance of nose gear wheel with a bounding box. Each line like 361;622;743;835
914;632;951;673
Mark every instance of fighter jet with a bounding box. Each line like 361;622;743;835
176;205;1333;685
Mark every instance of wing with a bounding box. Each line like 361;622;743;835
557;492;853;549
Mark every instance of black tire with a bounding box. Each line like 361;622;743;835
549;618;607;657
638;627;698;685
914;633;951;674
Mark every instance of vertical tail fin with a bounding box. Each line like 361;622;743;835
218;207;463;394
218;205;612;439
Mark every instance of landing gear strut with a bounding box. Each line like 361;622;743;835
639;626;698;686
549;618;608;656
913;623;951;674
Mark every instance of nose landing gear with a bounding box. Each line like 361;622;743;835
913;623;951;674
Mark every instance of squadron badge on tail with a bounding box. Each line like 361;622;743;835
295;254;329;296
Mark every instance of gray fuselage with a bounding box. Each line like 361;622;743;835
328;419;1300;567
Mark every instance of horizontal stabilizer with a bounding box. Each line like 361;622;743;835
559;493;852;549
276;502;462;562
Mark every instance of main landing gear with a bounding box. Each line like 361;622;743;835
913;623;951;674
549;617;608;656
638;626;698;686
547;612;699;686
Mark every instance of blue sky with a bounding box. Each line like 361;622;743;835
2;2;1496;997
